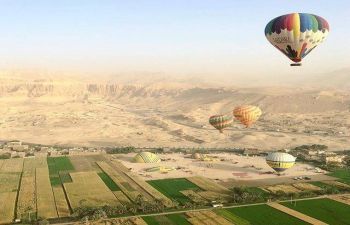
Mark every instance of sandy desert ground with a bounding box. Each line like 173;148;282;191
115;152;326;181
0;72;350;150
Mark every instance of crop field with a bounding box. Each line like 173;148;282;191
97;162;148;201
223;204;309;225
17;158;42;220
187;176;229;193
266;184;301;194
142;214;191;225
64;171;120;209
113;191;131;204
0;158;24;224
0;158;24;172
52;187;70;217
329;168;350;184
98;171;121;191
215;209;251;225
292;183;322;191
0;172;21;192
186;210;232;225
180;190;207;204
69;155;104;172
0;192;18;224
147;178;201;205
323;180;350;189
124;171;174;207
281;198;350;225
110;217;148;225
47;156;75;186
36;167;58;219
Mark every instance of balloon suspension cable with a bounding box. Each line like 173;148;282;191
290;63;302;66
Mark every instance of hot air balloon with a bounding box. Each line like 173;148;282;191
266;152;296;174
233;105;262;128
209;114;233;133
265;13;329;66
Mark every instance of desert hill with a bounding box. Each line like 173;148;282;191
0;73;349;150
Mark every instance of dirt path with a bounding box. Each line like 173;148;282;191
267;202;327;225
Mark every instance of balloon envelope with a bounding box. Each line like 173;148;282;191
266;152;296;173
265;13;329;65
209;114;233;133
233;105;262;127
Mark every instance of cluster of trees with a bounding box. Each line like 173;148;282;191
229;187;269;204
0;152;11;159
73;196;169;221
106;147;136;154
229;184;350;205
293;144;328;151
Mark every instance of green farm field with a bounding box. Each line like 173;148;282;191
281;198;350;225
215;209;250;225
223;204;309;225
98;172;121;191
147;178;201;205
329;168;350;184
142;214;191;225
47;156;75;186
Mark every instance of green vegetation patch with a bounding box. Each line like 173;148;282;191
281;198;350;225
142;216;162;225
97;172;120;191
166;214;191;225
215;209;251;225
225;204;309;225
147;178;201;205
47;156;74;186
329;168;350;184
143;214;189;225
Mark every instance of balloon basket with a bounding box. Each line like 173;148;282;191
290;63;302;66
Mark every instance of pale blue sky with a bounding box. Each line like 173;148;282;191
0;0;349;77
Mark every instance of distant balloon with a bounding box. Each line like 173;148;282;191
266;152;296;173
233;105;262;128
265;13;329;66
209;114;233;133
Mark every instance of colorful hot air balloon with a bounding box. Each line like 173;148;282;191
266;152;296;173
233;105;262;128
209;114;233;133
265;13;329;66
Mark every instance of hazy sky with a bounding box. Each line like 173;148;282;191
1;0;349;78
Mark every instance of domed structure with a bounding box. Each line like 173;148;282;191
266;152;296;173
134;152;161;163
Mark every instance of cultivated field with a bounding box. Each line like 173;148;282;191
0;153;348;225
97;161;152;203
64;171;120;209
186;210;232;225
281;198;350;225
0;158;24;224
52;187;70;217
291;182;322;191
222;204;309;225
147;178;201;205
0;192;18;224
17;157;47;220
265;184;301;194
36;167;58;219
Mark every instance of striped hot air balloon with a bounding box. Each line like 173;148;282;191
209;114;233;133
233;105;262;128
265;13;329;66
266;152;296;173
